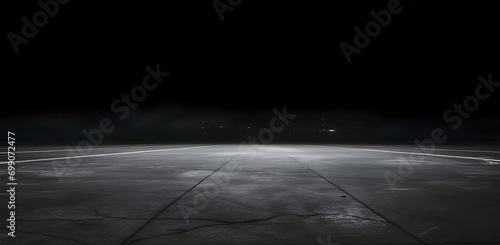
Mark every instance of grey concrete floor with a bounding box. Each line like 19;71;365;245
1;144;500;244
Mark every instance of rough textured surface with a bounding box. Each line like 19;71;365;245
1;144;500;244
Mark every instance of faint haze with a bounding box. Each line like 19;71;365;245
3;106;500;145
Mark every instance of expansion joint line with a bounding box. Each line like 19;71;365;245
287;154;429;245
121;151;243;244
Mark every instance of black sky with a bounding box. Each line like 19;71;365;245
2;1;500;142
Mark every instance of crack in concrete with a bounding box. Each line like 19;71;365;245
127;211;386;244
332;214;386;223
16;229;88;244
18;212;384;224
128;215;281;244
17;217;147;221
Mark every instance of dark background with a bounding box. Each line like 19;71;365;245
2;1;500;143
